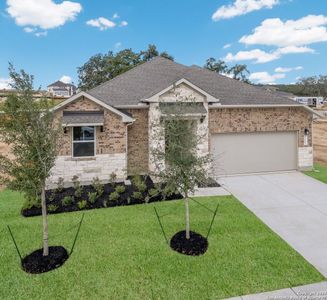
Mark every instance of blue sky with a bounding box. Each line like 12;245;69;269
0;0;327;88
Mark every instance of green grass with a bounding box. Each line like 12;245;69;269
304;164;327;184
0;190;324;300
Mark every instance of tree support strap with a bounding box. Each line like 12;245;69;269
70;213;85;256
153;207;169;244
7;225;22;261
206;203;220;239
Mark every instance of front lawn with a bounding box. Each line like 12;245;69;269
0;190;324;300
304;163;327;184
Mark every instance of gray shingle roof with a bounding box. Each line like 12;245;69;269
62;111;104;126
88;57;298;106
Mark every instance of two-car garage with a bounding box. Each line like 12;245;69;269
211;131;298;176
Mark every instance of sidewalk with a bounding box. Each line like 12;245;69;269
226;282;327;300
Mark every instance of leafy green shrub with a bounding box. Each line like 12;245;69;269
72;175;83;198
109;191;119;202
22;197;41;210
56;177;65;193
48;204;58;212
88;192;98;204
149;188;159;197
132;175;147;192
109;172;117;185
132;191;143;200
48;191;56;202
61;195;73;207
92;177;104;196
115;185;126;194
77;200;87;210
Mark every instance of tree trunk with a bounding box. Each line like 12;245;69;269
41;184;49;256
184;194;190;239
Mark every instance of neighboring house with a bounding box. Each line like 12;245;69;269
47;80;77;98
294;96;325;108
49;57;317;184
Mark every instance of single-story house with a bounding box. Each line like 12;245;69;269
50;57;316;184
48;80;77;98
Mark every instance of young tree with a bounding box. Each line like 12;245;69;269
151;98;211;239
0;65;60;256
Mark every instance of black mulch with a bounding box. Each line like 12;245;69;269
21;246;69;274
170;230;208;256
22;176;183;217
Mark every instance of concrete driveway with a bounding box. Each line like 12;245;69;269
219;172;327;277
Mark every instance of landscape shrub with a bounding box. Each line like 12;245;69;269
132;175;147;192
48;192;56;202
48;204;58;212
56;177;65;193
88;192;98;204
92;177;104;196
61;196;73;207
115;185;126;194
109;191;119;202
77;200;87;210
72;176;83;198
109;172;117;185
132;191;143;200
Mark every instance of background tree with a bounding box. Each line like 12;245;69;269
0;65;60;256
204;58;250;83
151;97;211;240
78;44;174;90
297;75;327;98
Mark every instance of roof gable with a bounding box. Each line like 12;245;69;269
52;91;134;123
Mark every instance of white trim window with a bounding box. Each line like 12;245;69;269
72;126;96;157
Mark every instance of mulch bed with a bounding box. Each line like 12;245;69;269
22;176;183;217
21;246;69;274
170;230;208;256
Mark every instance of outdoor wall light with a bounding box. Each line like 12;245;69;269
63;127;67;134
100;126;104;132
304;128;309;146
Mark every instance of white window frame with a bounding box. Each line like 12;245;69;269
72;126;96;158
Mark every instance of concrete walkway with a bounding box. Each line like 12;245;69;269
219;172;327;277
192;186;231;197
226;281;327;299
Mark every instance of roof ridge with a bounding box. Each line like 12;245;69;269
88;56;177;94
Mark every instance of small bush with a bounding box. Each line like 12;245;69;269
56;177;65;193
109;172;117;185
77;200;87;210
72;175;83;198
132;175;147;192
22;197;41;210
92;177;104;196
48;192;56;202
109;191;119;202
127;197;131;204
115;185;126;194
48;204;58;212
62;195;73;207
132;191;143;200
88;192;98;204
103;200;108;208
149;188;159;197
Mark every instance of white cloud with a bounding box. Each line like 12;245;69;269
0;77;13;90
23;26;35;33
86;17;116;30
240;15;327;47
35;31;47;37
212;0;279;21
223;43;232;49
225;46;314;64
249;71;285;84
120;20;128;27
275;66;303;73
112;13;119;19
60;75;72;84
7;0;82;30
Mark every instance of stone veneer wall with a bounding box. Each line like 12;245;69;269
48;97;127;185
126;108;149;175
209;107;313;170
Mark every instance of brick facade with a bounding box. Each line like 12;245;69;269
126;108;149;174
209;107;313;147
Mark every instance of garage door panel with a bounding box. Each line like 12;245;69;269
211;132;298;176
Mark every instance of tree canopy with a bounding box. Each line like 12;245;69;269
78;44;174;90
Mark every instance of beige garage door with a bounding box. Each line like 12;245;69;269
211;131;298;176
